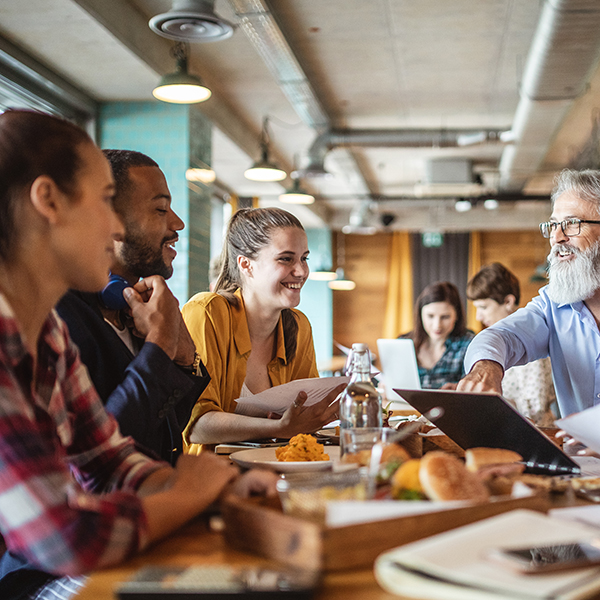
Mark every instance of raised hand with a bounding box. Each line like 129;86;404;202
123;275;181;360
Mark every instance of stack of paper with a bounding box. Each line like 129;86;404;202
375;510;600;600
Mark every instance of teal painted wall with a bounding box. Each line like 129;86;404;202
98;101;212;303
298;228;333;367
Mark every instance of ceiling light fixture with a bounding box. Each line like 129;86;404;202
483;198;499;210
244;117;286;182
454;199;472;212
328;234;355;291
186;167;216;183
309;270;337;281
328;268;356;291
279;177;314;204
153;42;211;104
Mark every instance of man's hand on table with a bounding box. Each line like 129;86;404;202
456;360;504;394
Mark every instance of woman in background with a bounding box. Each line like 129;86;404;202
404;281;474;389
466;262;556;426
0;110;273;600
182;207;342;451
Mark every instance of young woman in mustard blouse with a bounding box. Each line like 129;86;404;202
182;207;342;451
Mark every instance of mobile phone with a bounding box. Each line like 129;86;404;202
487;541;600;574
116;565;320;599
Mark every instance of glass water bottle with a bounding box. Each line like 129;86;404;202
339;343;383;456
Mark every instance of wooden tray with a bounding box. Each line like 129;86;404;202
221;492;549;572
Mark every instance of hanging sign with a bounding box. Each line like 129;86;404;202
422;231;444;248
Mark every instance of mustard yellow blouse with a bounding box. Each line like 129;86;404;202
181;290;319;452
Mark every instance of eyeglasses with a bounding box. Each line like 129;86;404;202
539;218;600;238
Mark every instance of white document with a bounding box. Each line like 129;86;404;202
573;456;600;477
325;500;469;528
375;510;600;600
556;405;600;455
550;505;600;530
234;376;349;417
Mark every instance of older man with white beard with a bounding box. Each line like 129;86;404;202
458;169;600;417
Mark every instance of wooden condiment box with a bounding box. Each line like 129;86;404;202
221;492;549;572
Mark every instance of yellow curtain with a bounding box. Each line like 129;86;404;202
467;231;482;333
383;231;413;338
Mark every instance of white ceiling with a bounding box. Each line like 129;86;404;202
1;0;599;232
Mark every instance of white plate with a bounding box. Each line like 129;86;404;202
230;446;340;472
316;428;339;438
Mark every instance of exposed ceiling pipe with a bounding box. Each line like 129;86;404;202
227;0;372;196
499;0;600;192
301;128;507;177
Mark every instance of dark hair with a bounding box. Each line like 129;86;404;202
411;281;467;353
102;149;158;215
215;207;305;361
466;262;521;305
0;109;92;260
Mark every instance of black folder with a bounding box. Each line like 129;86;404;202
394;388;580;475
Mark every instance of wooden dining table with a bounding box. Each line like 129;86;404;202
74;513;398;599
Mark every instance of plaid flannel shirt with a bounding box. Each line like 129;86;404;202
0;293;163;576
418;332;475;389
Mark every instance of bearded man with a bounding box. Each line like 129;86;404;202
56;150;209;464
458;169;600;417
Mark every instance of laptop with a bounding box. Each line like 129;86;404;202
377;339;421;403
394;388;580;475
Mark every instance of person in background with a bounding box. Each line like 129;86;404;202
466;262;556;426
459;169;600;417
182;207;343;450
403;281;474;389
0;110;274;600
57;150;209;465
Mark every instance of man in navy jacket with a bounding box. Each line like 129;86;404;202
57;150;209;465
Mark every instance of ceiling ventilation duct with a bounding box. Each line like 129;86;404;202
414;159;484;197
149;0;234;42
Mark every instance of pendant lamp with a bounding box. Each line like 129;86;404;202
244;117;286;182
153;42;211;104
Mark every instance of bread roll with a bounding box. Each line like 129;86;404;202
419;451;490;503
464;447;522;472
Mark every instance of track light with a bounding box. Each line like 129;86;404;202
309;270;337;281
244;117;286;182
328;268;356;291
279;178;314;204
153;43;211;104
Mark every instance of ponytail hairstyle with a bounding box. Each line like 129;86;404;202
215;207;305;361
411;281;467;354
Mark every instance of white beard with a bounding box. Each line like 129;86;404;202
546;241;600;304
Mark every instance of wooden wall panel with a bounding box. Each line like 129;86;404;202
479;231;549;306
332;233;392;354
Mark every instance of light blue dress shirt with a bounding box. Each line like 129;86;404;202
464;285;600;417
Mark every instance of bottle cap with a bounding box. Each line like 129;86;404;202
351;343;368;352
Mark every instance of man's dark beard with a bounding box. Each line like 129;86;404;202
120;229;173;280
